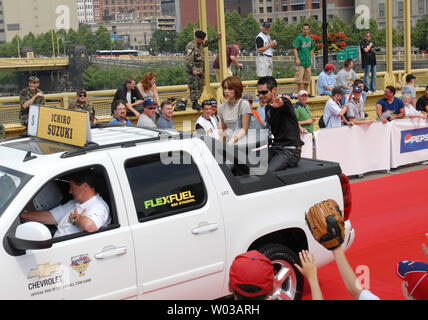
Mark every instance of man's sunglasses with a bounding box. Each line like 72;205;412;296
79;94;86;97
146;107;156;110
257;90;269;96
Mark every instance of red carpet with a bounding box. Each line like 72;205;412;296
302;168;428;300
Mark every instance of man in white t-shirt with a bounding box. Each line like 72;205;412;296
22;171;110;238
195;100;219;140
322;87;348;128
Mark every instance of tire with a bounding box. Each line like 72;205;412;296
257;243;303;300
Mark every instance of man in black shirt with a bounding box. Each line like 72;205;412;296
257;76;304;172
360;32;377;92
416;86;428;113
112;77;145;118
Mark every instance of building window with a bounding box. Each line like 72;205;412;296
397;1;403;17
379;3;385;18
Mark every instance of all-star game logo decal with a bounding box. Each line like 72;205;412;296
70;254;91;277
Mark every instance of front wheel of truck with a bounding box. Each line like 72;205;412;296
257;243;304;300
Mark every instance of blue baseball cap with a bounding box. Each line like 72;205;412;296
143;98;157;108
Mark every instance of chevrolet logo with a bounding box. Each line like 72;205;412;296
28;263;60;279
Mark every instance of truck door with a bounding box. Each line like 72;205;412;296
109;139;226;299
1;156;137;299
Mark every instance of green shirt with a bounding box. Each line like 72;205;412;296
294;102;314;134
293;34;315;68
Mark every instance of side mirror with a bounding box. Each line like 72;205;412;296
8;222;53;251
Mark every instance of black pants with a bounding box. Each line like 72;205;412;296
268;145;301;172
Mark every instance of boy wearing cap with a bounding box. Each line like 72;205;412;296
255;22;277;78
294;90;316;134
137;98;158;128
293;24;316;92
229;250;323;300
402;74;417;107
316;64;337;96
346;86;374;125
19;76;46;127
186;30;221;111
70;89;96;124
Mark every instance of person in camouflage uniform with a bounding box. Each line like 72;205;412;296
186;30;221;111
19;76;46;127
69;89;96;124
0;123;5;140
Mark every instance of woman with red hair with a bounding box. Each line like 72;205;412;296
218;76;251;145
137;72;161;106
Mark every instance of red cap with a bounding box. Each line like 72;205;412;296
229;250;274;298
405;271;428;300
325;63;336;71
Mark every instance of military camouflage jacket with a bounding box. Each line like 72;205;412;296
19;87;46;127
69;101;96;119
186;38;217;75
0;123;5;140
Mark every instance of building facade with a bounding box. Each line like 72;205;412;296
87;21;153;50
224;0;253;17
0;0;78;43
252;0;355;25
77;0;102;24
101;0;162;22
355;0;428;28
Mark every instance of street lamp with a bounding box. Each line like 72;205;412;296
322;0;328;66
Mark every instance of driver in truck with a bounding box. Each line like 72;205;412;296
21;170;110;238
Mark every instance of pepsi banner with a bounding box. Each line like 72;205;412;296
400;127;428;153
391;119;428;168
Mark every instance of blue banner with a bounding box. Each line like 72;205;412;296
400;127;428;153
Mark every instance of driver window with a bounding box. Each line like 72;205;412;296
19;165;115;240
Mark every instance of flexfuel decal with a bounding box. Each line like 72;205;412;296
144;191;196;210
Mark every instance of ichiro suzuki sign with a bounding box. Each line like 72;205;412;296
36;106;90;147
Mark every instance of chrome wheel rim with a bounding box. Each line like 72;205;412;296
269;259;297;300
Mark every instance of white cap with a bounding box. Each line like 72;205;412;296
298;90;308;96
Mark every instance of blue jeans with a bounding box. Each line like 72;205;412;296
364;64;377;92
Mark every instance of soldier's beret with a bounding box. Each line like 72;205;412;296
195;30;206;39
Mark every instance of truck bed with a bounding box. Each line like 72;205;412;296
219;158;342;196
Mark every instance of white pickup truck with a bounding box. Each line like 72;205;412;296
0;125;355;300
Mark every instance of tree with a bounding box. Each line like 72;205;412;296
176;22;196;52
412;14;428;51
270;18;287;52
225;11;242;44
238;13;260;52
95;26;112;52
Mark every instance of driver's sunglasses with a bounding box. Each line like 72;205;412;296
257;90;269;96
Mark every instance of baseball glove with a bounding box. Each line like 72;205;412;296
305;199;345;250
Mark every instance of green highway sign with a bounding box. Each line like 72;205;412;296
337;46;359;61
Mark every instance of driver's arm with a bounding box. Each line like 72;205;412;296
21;210;56;225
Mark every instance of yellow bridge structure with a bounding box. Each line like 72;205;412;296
0;57;69;72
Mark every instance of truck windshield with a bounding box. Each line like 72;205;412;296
0;166;32;217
